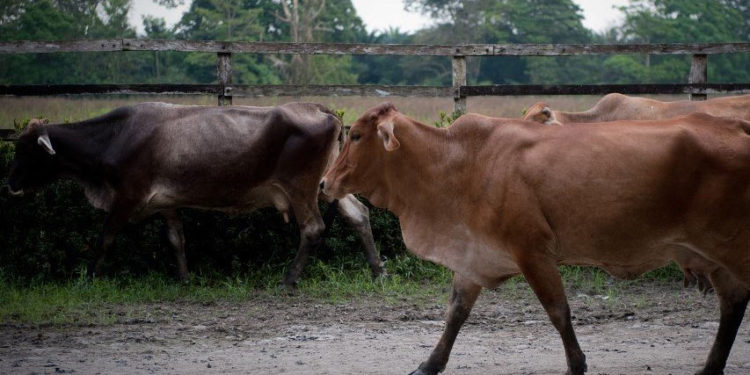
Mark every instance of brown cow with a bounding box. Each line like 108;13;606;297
7;102;385;288
321;103;750;375
524;93;750;292
523;93;750;125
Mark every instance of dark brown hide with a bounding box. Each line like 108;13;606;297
8;102;384;286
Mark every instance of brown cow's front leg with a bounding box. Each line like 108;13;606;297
696;268;750;375
162;210;189;283
283;200;325;291
335;194;386;277
518;256;587;375
409;273;482;375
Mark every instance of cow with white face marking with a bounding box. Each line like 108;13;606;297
6;102;384;288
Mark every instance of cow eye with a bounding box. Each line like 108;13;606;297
350;132;361;141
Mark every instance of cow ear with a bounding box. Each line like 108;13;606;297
37;133;56;155
542;107;562;126
377;120;400;151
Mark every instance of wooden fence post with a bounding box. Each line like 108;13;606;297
690;54;707;101
452;55;467;115
217;52;232;106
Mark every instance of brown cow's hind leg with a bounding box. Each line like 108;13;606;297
696;268;750;375
519;256;587;375
162;210;189;283
409;273;482;375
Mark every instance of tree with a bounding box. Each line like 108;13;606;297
610;0;750;83
175;0;280;84
0;0;142;84
269;0;362;84
402;0;596;84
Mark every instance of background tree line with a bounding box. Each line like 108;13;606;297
0;0;748;87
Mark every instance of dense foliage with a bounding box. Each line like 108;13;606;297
0;0;748;86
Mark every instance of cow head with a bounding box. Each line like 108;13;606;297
321;102;400;203
7;119;58;196
523;102;561;126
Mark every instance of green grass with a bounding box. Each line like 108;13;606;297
0;257;685;326
0;253;453;325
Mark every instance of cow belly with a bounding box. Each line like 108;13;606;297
143;183;291;216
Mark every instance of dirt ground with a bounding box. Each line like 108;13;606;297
1;282;749;375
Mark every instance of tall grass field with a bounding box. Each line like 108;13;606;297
0;94;691;129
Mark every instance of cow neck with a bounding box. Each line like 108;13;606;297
380;117;455;218
47;122;113;182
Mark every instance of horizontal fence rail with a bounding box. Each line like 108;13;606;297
4;83;750;98
2;40;750;56
2;39;750;141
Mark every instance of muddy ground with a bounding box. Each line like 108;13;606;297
1;281;749;375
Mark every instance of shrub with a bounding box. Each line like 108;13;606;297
0;140;407;281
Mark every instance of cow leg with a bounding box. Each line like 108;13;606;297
696;268;750;375
282;200;325;290
89;206;133;278
410;272;482;375
162;210;189;283
519;257;587;375
336;194;385;277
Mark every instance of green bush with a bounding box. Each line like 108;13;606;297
0;140;407;281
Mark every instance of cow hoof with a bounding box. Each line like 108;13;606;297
695;369;724;375
280;282;296;296
408;362;440;375
566;361;587;375
408;369;436;375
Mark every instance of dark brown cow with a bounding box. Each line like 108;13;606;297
321;103;750;375
7;102;384;287
523;93;750;125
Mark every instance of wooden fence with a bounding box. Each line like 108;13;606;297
2;39;750;139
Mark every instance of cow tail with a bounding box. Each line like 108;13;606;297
321;107;343;171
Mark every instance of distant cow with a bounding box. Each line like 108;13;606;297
7;102;384;287
523;93;750;125
321;103;750;375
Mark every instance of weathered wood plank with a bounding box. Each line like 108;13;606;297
0;84;219;96
2;39;750;56
0;129;16;141
4;83;750;98
491;43;750;56
217;52;232;106
122;39;495;56
690;54;708;101
227;85;452;97
460;84;750;96
452;56;467;114
0;39;123;53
